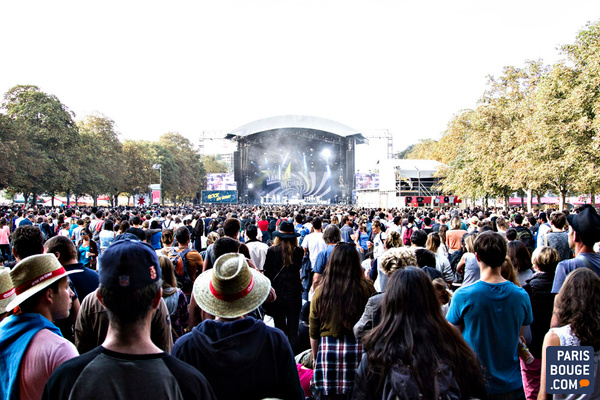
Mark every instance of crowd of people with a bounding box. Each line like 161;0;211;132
0;202;599;400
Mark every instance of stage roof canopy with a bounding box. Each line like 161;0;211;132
225;115;366;143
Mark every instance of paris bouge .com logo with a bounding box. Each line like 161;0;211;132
546;346;595;395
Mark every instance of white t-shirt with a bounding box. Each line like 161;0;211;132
302;232;327;267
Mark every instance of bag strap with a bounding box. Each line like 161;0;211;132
576;254;593;270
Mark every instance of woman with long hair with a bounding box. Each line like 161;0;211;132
538;268;600;399
446;216;468;254
158;255;188;342
263;221;304;353
508;241;533;286
310;242;376;399
426;232;453;284
353;267;486;400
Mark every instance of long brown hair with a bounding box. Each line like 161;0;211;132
158;255;177;290
363;267;485;398
554;268;600;350
273;236;297;266
316;243;371;329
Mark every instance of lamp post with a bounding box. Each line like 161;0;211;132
414;166;421;196
152;164;162;205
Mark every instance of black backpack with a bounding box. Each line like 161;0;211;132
268;218;277;232
516;228;535;253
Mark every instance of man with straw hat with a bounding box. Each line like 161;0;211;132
0;254;81;400
43;239;215;400
173;253;304;400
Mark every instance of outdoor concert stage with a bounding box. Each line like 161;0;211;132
226;116;366;204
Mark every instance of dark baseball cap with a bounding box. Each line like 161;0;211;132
99;239;161;290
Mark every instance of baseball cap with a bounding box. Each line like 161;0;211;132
99;239;161;290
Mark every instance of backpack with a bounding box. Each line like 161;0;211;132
164;248;193;294
517;228;535;253
268;218;277;232
402;225;413;246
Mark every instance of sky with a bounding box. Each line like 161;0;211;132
2;0;600;171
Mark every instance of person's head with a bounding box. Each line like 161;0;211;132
213;237;240;259
537;212;548;224
554;268;600;350
103;219;114;231
44;235;78;264
496;216;509;231
549;211;567;230
246;224;258;240
450;217;462;230
426;232;441;253
322;224;341;245
223;218;241;239
363;267;485;399
7;254;79;320
432;277;451;306
531;246;560;274
415;248;436;269
312;217;322;231
119;220;130;233
464;233;476;253
80;228;91;240
473;231;507;269
505;227;517;241
161;229;174;246
317;242;367;330
500;256;520;285
175;226;190;245
567;205;600;248
514;213;524;226
130;215;142;226
295;214;304;224
379;247;417;276
97;239;162;327
158;255;177;289
385;231;402;249
507;240;532;273
193;253;271;319
11;226;44;261
372;220;382;233
207;231;220;246
410;230;428;247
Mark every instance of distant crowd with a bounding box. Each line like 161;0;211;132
0;202;599;400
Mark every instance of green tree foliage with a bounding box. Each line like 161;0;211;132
402;20;600;207
1;85;80;204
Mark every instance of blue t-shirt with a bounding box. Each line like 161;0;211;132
340;225;354;243
446;280;533;394
313;245;336;274
552;252;600;293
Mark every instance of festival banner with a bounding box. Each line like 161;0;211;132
201;190;238;204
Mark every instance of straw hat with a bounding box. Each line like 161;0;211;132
193;253;271;319
0;268;16;312
6;254;82;312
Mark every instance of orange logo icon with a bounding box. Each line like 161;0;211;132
580;379;590;388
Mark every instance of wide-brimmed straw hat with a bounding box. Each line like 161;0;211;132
193;253;271;319
0;268;16;312
273;221;300;239
6;254;82;312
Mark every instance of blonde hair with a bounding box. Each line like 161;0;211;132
532;246;560;273
450;217;462;230
464;234;476;253
426;233;441;253
432;278;452;305
380;247;417;276
501;256;520;286
385;231;402;249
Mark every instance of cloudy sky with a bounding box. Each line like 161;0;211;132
2;0;599;165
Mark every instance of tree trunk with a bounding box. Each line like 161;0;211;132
591;191;596;207
31;192;37;207
51;191;55;208
520;192;525;210
537;191;543;209
504;194;510;210
66;190;71;207
560;190;567;211
93;193;98;208
23;193;29;207
526;188;533;213
484;194;489;209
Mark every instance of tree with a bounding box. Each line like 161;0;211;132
122;140;155;205
1;85;80;205
76;113;124;206
404;139;439;160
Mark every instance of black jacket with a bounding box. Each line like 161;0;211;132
522;272;556;358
